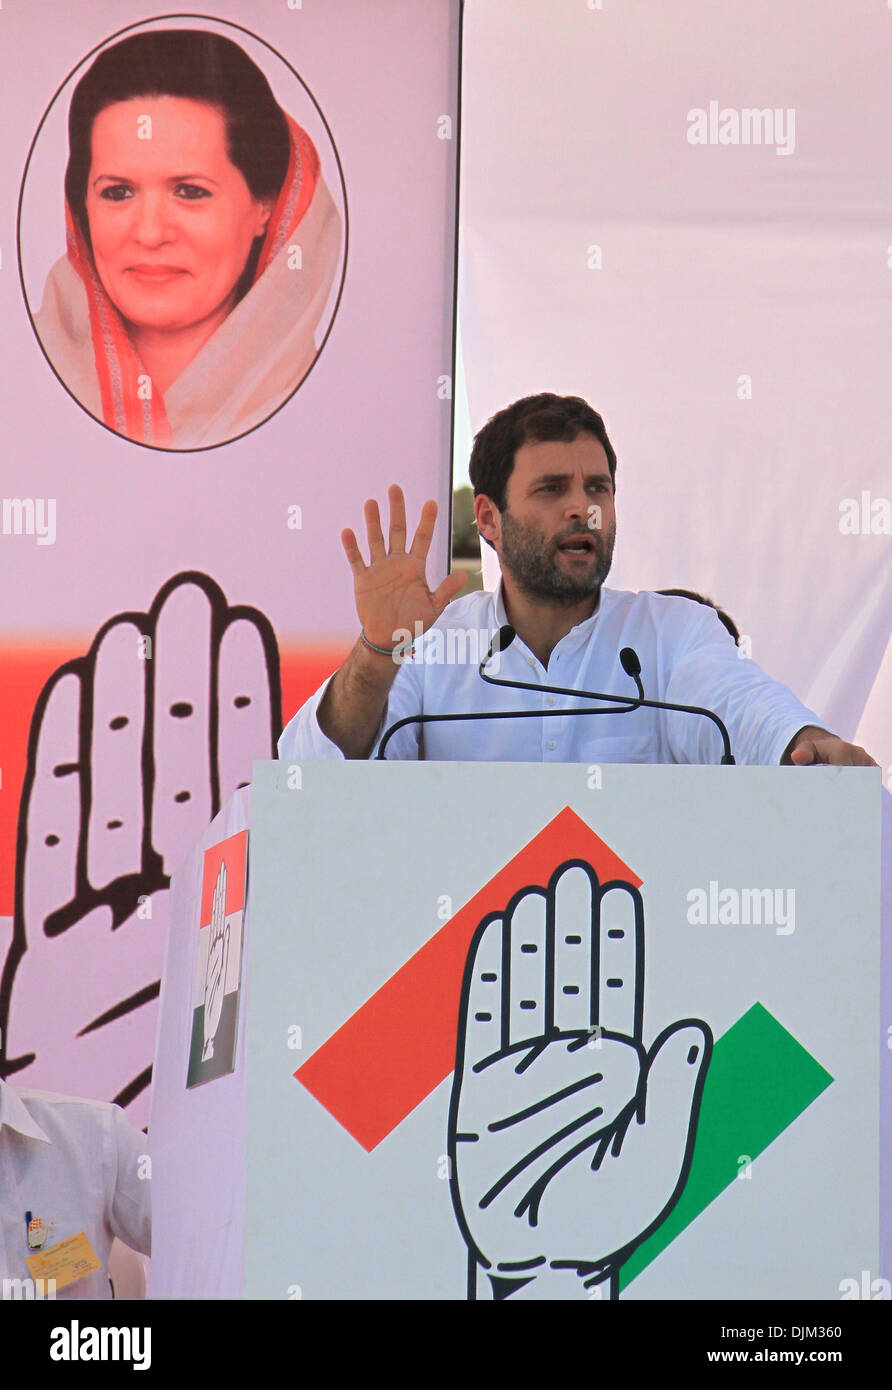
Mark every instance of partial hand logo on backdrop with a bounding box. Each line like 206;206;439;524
0;572;279;1120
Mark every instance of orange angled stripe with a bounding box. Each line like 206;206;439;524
295;807;640;1151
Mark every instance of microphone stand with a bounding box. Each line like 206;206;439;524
375;630;641;759
376;625;734;764
478;628;735;764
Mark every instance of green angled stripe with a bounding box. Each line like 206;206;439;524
619;1002;833;1290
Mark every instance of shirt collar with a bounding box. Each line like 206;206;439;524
0;1080;51;1143
491;580;612;646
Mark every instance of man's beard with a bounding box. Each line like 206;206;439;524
499;507;615;606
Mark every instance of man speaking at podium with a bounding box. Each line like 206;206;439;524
279;394;874;769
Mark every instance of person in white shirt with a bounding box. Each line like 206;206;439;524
0;1079;150;1299
278;393;875;769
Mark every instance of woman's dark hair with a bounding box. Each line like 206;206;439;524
65;29;290;262
469;393;617;514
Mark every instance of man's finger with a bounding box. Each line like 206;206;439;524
341;527;366;575
791;738;877;767
432;571;467;616
408;498;438;560
364;499;386;562
817;738;876;766
388;484;407;554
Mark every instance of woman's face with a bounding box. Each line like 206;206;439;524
85;96;273;334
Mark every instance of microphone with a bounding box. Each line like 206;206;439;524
375;625;641;759
478;625;643;715
375;627;735;763
479;630;735;765
617;645;735;765
619;646;644;702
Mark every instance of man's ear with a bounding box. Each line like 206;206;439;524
474;493;500;552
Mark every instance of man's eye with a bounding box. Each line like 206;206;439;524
175;183;211;200
99;185;133;202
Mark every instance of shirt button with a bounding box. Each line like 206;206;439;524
546;739;556;750
546;696;556;707
526;655;536;668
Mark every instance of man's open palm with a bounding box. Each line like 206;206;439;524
342;485;465;650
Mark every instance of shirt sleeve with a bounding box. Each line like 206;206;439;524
277;661;425;762
277;674;347;761
106;1104;151;1256
664;606;830;766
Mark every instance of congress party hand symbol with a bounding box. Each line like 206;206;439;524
201;862;230;1062
0;572;279;1125
448;861;712;1299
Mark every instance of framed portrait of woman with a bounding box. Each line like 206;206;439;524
18;19;347;450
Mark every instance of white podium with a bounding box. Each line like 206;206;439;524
149;762;888;1300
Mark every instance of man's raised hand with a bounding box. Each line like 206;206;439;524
316;486;465;755
341;485;466;652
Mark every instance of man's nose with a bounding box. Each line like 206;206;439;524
563;484;589;521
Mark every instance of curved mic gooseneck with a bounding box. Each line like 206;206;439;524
478;625;643;709
375;626;640;760
376;622;735;763
479;625;735;764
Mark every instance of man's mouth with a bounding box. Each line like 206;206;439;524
556;535;595;554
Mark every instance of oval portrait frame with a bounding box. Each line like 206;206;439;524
17;11;349;454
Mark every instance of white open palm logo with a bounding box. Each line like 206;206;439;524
449;860;712;1299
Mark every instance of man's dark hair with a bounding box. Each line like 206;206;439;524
657;588;741;644
468;393;617;513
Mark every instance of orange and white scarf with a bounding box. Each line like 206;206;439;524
57;115;326;449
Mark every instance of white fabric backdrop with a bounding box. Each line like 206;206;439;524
455;0;891;777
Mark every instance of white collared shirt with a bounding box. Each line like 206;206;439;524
278;586;824;765
0;1081;151;1299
